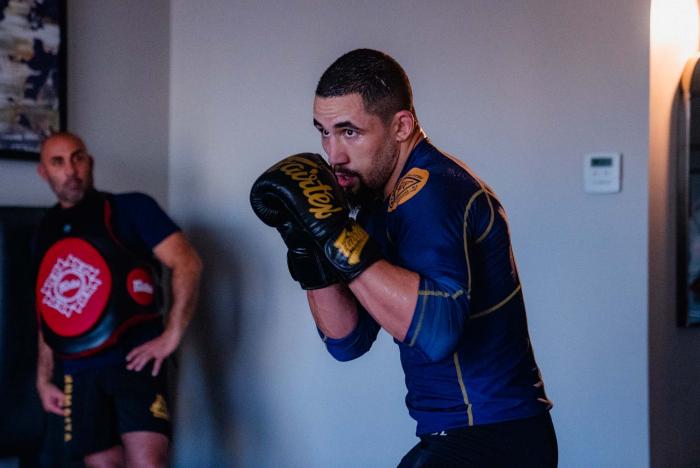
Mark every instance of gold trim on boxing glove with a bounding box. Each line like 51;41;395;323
333;224;369;266
272;156;343;219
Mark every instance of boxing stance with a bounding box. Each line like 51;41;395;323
251;49;557;467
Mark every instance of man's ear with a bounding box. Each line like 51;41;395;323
393;110;415;142
37;162;48;181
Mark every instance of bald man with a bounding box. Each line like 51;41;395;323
34;132;202;467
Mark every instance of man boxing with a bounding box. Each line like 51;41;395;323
251;49;557;466
34;132;202;467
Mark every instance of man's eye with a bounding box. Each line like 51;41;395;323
344;129;355;137
321;129;330;137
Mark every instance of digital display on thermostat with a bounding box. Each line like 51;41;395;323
591;158;612;167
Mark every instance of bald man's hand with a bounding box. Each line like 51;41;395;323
37;380;65;416
125;329;181;376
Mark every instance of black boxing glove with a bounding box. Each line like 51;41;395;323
250;153;382;283
279;220;338;290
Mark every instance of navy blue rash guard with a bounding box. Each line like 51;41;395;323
320;139;552;435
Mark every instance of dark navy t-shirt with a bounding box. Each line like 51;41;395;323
48;191;180;373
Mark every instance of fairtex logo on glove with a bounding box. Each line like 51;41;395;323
272;156;343;219
333;224;370;265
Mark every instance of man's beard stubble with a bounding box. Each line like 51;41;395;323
53;175;92;207
348;140;399;207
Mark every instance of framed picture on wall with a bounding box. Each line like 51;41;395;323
0;0;66;162
678;53;700;327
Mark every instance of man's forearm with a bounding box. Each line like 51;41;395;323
348;260;419;342
152;232;203;346
164;254;202;343
307;283;360;339
308;260;419;342
36;332;55;387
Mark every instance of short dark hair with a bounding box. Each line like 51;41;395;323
315;49;414;121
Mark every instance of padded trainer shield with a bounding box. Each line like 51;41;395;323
36;237;112;337
34;191;161;357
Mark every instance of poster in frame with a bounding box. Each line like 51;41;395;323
678;53;700;327
0;0;66;162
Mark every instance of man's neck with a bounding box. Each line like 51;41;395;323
383;128;426;198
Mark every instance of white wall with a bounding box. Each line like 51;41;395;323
169;1;650;467
0;0;170;207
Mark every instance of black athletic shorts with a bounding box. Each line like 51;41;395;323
398;412;558;468
62;363;172;457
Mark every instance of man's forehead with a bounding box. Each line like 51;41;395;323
41;136;86;157
313;94;370;125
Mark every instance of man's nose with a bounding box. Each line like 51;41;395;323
66;160;77;176
326;137;348;167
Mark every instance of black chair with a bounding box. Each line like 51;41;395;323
0;207;47;462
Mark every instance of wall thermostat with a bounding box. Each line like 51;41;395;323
583;152;621;194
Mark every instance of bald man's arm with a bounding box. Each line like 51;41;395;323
126;232;202;376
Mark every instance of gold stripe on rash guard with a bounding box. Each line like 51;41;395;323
409;280;430;347
470;284;522;320
475;192;495;244
463;190;483;297
453;352;474;426
417;289;465;300
436;148;500;201
410;289;466;347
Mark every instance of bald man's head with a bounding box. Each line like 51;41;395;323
37;132;94;208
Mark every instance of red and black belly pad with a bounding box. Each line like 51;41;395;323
34;191;161;357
